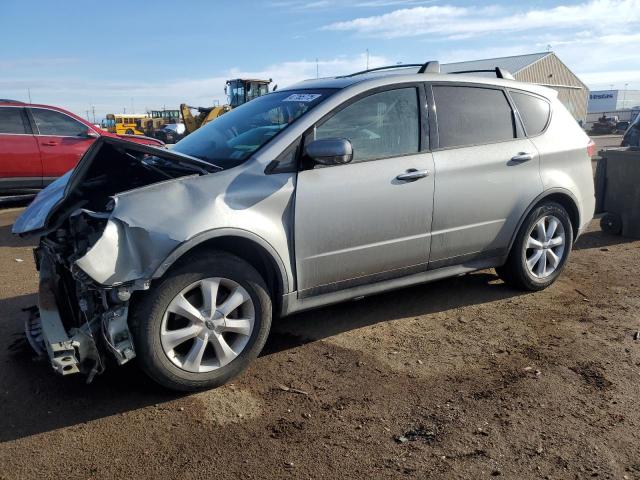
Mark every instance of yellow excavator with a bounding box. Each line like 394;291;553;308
180;78;273;135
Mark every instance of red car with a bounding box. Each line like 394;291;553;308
0;99;164;194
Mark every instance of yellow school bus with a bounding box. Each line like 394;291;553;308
102;113;149;135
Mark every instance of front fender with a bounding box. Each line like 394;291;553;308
74;161;295;290
151;228;291;294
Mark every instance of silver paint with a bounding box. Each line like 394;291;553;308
16;70;595;320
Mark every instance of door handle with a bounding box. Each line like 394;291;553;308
510;152;533;163
396;169;431;181
41;141;58;146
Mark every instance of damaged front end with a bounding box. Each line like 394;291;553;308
14;137;219;381
33;233;137;379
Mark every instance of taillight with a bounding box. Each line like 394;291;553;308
587;138;596;158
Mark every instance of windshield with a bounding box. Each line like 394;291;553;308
173;89;336;169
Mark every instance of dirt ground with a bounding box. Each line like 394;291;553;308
0;205;639;480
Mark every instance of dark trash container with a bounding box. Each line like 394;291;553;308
595;147;640;238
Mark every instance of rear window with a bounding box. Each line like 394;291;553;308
433;85;516;149
510;91;550;136
0;107;28;134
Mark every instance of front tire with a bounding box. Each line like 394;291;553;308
130;252;272;391
497;202;573;291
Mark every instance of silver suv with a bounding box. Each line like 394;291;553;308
14;62;595;391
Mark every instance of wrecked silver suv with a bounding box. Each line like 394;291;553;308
13;63;595;391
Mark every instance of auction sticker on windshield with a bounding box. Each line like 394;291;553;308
283;93;322;102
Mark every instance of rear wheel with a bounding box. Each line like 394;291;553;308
130;252;272;391
600;212;622;235
497;202;573;291
125;128;134;135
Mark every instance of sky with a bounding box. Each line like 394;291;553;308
1;0;639;121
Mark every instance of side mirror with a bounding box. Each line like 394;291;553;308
80;128;100;139
305;138;353;166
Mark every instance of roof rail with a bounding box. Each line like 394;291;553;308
0;99;25;104
448;67;515;80
418;61;440;73
340;60;440;78
340;64;424;78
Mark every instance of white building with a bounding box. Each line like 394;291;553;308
588;89;640;113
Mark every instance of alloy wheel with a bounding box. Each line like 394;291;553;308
160;277;255;373
524;215;566;279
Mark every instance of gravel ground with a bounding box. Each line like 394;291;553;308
1;206;639;480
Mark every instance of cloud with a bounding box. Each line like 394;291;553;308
0;53;389;119
323;0;640;38
0;57;79;70
579;69;640;86
269;0;432;9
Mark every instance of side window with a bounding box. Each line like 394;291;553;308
315;87;420;162
31;108;87;136
0;108;28;134
510;91;550;136
433;85;516;148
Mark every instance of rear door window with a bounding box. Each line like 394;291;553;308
0;107;28;134
433;85;516;148
510;91;550;136
315;87;420;162
30;108;87;136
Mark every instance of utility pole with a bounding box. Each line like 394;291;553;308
622;83;629;109
366;49;369;70
27;88;32;103
92;106;96;124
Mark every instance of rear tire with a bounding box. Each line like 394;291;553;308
497;202;573;291
600;213;622;235
130;252;272;392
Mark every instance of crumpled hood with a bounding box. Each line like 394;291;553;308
11;136;218;237
12;171;72;235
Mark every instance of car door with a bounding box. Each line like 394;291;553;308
29;107;97;183
294;85;435;296
0;106;42;190
428;83;543;268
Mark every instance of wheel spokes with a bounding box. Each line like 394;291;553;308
527;236;544;249
536;249;548;276
535;218;547;241
527;249;543;271
546;249;560;269
218;287;250;317
200;278;220;314
209;332;238;367
162;324;201;351
223;318;252;336
548;236;564;248
182;335;208;372
525;215;566;279
161;277;255;374
546;217;559;241
167;294;205;325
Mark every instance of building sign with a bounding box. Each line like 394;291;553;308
590;93;614;100
587;90;618;113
